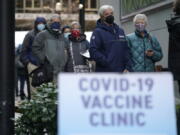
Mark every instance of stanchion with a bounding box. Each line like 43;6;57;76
79;0;85;33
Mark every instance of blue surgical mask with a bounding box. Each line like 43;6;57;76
50;22;61;31
64;32;70;39
37;24;45;31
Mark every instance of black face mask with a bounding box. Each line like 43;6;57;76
105;15;114;24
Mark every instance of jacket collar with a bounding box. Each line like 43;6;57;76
47;25;61;38
96;19;119;35
135;30;149;38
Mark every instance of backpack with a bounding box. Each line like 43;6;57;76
29;58;53;87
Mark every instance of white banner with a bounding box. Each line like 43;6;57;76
58;73;177;135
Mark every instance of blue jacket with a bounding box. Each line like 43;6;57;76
126;30;163;72
21;29;39;66
89;19;131;72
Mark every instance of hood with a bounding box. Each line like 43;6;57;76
96;19;120;34
166;15;180;32
34;17;47;31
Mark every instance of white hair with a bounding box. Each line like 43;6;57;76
98;5;114;17
71;21;80;28
133;14;148;24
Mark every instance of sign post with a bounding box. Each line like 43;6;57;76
58;73;177;135
79;0;85;33
0;0;15;134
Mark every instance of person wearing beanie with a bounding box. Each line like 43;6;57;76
62;25;71;40
65;21;90;72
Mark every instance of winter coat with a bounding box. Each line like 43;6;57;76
32;26;69;77
166;15;180;80
89;19;131;72
66;34;90;72
126;30;163;72
21;29;40;66
15;45;27;76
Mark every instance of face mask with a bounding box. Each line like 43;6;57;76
71;29;81;38
37;24;45;31
135;23;146;32
105;15;114;24
64;32;70;39
50;22;61;31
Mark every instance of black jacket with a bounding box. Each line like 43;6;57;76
166;15;180;80
66;34;90;72
21;29;40;66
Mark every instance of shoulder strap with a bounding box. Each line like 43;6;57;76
70;42;75;67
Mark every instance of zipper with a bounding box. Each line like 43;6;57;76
143;39;146;71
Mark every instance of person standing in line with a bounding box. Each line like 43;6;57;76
15;44;27;100
62;25;71;40
166;0;180;94
20;17;46;98
127;14;163;72
89;5;131;72
32;14;70;82
66;21;90;72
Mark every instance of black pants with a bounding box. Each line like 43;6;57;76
16;75;26;99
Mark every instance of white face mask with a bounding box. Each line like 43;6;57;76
37;24;45;31
135;23;146;32
64;32;71;39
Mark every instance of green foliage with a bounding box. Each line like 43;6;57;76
15;83;57;135
177;105;180;135
177;104;180;115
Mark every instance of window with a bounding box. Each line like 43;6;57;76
43;0;51;8
16;0;24;12
16;0;23;8
34;0;41;8
121;0;168;16
26;0;32;8
85;0;98;10
91;0;97;9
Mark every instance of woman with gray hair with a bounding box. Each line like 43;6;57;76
126;14;163;72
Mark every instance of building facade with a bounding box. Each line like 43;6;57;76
16;0;99;13
15;0;100;30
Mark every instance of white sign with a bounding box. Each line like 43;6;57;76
58;73;177;135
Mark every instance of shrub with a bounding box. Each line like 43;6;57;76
15;83;57;135
177;105;180;135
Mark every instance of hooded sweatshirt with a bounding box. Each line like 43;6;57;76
89;19;131;72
